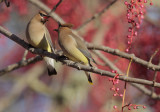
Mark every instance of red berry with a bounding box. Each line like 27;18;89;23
113;105;117;109
134;31;138;36
119;94;123;97
143;106;146;109
116;88;119;91
140;4;144;8
124;1;128;5
113;93;117;96
127;35;131;38
128;107;131;110
128;27;132;32
108;78;113;81
125;49;129;52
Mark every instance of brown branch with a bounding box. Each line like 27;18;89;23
1;26;160;88
151;58;160;97
0;56;42;76
87;44;160;71
22;50;29;61
49;0;63;14
93;50;122;73
149;49;159;65
28;0;65;24
77;0;117;30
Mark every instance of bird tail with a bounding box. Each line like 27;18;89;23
85;72;93;85
43;57;57;76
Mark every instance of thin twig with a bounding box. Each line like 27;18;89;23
77;0;117;30
49;0;63;14
151;58;160;97
93;50;122;73
28;0;65;24
122;59;132;112
22;50;28;61
149;49;159;64
0;56;42;76
87;44;160;71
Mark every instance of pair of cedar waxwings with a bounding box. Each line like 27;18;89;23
26;11;95;84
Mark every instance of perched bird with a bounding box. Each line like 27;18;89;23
57;23;96;84
26;10;57;76
0;0;10;7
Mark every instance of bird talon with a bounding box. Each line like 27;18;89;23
74;62;81;70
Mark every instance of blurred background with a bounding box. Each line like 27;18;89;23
0;0;160;112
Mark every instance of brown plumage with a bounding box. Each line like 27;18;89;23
57;23;96;84
26;11;57;76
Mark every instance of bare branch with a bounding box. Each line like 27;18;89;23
77;0;117;30
93;50;122;73
151;58;160;97
28;0;65;24
49;0;63;14
149;48;159;63
22;50;29;61
87;44;160;71
0;56;42;76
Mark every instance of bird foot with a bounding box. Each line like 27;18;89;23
74;62;81;70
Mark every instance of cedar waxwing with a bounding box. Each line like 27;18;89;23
26;10;57;76
57;23;96;84
0;0;10;7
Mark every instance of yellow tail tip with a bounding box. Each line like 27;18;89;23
88;81;93;85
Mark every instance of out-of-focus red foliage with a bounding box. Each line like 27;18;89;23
10;0;28;15
43;0;86;28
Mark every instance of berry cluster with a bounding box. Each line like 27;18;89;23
108;71;123;97
109;70;147;111
123;103;146;110
124;0;153;52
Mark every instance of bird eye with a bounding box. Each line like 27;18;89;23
39;12;46;17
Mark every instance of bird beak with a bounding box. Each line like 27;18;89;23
53;29;58;32
41;15;50;24
43;15;50;20
57;21;61;27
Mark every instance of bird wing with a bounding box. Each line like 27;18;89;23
70;33;96;64
44;27;55;52
60;34;89;64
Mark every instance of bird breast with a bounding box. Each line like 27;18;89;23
27;22;46;47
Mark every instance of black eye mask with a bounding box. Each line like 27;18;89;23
39;12;47;17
